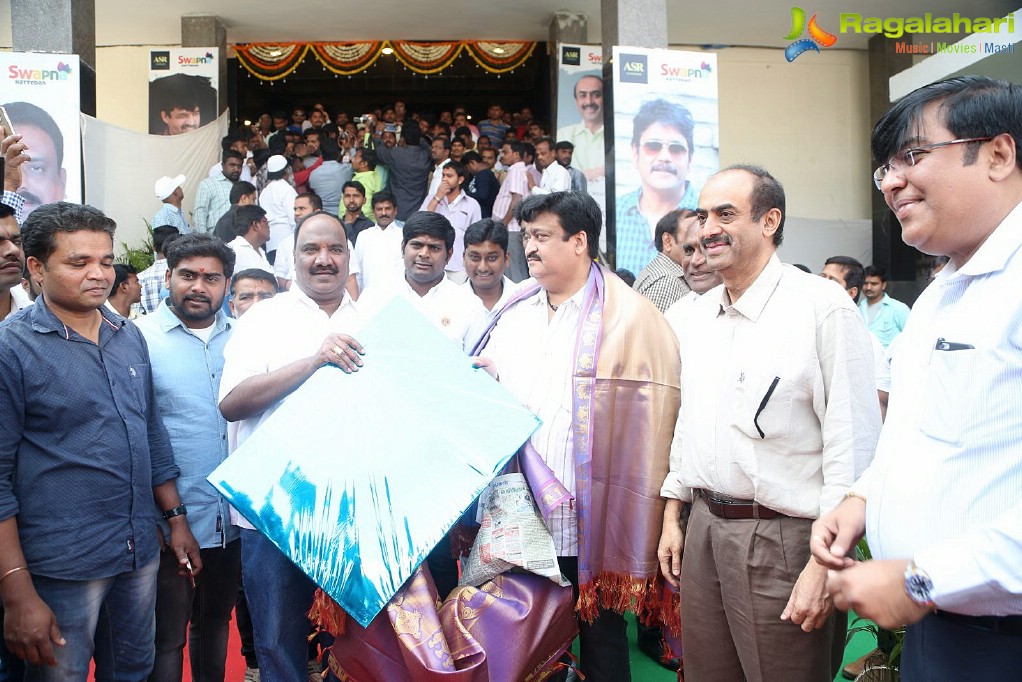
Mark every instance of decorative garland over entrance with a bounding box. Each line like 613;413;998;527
234;41;536;81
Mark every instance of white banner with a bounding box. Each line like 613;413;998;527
610;47;719;274
0;52;82;220
82;112;228;255
148;48;219;135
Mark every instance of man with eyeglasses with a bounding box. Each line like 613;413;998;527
616;99;700;274
813;75;1022;680
659;165;880;681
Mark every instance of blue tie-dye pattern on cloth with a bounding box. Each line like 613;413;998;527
209;296;540;627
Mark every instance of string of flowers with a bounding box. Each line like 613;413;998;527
234;40;536;80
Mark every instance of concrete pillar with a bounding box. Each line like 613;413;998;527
11;0;96;115
867;34;915;283
548;12;589;128
599;0;669;263
182;15;227;115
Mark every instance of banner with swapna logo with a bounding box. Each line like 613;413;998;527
1;52;82;220
610;47;719;275
147;48;219;136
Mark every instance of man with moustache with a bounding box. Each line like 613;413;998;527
352;192;404;295
359;212;478;352
229;269;278;319
219;211;365;681
2;103;67;220
616;99;700;275
136;234;239;682
659;165;880;681
814;75;1022;680
556;76;605;183
633;209;695;313
475;192;680;682
0;203;30;321
0;203;201;679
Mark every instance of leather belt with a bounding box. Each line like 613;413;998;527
935;610;1022;637
697;489;788;521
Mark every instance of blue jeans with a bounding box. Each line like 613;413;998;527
24;559;159;682
240;529;317;682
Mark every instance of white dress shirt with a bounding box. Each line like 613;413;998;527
481;283;588;556
530;162;572;196
661;255;881;517
462;276;517;351
258;179;298;253
352;222;405;295
5;286;31;320
359;276;478;351
426;158;452;200
851;200;1022;616
228;236;274;275
219;286;363;529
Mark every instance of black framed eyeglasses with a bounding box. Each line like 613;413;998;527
873;136;993;190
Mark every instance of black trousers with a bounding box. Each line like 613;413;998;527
901;613;1022;682
546;556;631;682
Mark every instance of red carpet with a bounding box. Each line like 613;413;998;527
88;608;248;681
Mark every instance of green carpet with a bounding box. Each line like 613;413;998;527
573;612;878;681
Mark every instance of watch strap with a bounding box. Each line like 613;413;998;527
162;504;187;520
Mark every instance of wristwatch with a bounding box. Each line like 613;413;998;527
162;504;188;520
904;561;936;608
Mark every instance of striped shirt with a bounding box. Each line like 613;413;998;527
193;174;235;234
852;199;1022;617
481;283;588;556
633;251;690;313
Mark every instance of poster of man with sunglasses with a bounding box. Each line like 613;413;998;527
611;48;719;274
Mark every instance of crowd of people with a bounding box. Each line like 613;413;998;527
0;73;1020;682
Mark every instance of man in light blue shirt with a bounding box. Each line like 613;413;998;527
859;265;910;347
153;174;192;233
136;233;238;682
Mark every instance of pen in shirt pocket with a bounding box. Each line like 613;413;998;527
934;337;974;351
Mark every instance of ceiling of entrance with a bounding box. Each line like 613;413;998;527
0;1;1018;51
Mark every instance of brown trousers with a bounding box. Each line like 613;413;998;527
680;496;846;682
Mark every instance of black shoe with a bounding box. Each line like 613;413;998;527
637;636;681;672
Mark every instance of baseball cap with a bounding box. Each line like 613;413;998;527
154;174;186;201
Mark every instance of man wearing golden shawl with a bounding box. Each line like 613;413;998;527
474;191;681;681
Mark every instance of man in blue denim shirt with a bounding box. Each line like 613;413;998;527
615;99;700;275
136;233;238;682
0;202;200;680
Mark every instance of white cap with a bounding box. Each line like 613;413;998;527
267;155;288;173
154;174;186;201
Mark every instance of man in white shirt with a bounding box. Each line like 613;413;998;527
257;155;297;262
352;192;404;296
659;165;880;681
461;218;515;349
529;137;571;197
227;205;273;275
360;212;477;352
420;161;482;282
218;211;365;681
814;75;1022;680
476;192;680;682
